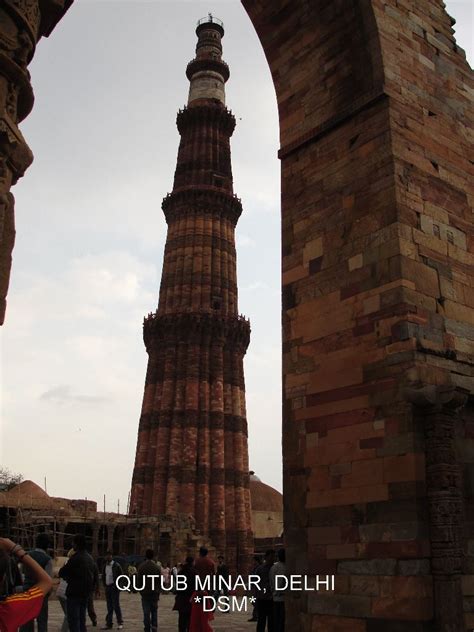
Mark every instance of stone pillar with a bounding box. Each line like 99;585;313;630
0;0;73;325
407;385;468;632
106;524;115;553
57;523;67;556
91;523;99;558
117;527;126;555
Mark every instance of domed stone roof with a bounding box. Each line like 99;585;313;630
249;472;283;513
0;480;52;509
7;480;50;499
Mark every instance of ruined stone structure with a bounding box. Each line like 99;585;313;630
0;480;212;563
0;0;73;325
2;1;474;630
129;16;253;573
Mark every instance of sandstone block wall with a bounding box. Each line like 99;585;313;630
243;0;473;629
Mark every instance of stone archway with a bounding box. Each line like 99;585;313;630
1;1;473;629
242;2;474;630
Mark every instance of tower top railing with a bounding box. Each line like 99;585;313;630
197;14;224;28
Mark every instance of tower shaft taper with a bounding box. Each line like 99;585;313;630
130;16;253;571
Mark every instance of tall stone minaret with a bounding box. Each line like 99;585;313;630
130;15;253;571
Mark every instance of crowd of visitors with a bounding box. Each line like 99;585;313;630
0;536;287;632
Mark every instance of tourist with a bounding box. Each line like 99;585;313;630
56;548;75;632
58;534;97;632
137;549;160;632
269;549;286;632
19;533;53;632
101;551;124;630
190;548;215;631
0;537;52;632
171;563;178;591
255;550;275;632
215;556;230;597
172;557;196;632
160;563;170;590
86;556;100;627
193;548;215;582
247;555;262;622
56;577;68;632
126;563;137;593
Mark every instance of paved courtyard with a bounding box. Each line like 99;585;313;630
47;592;253;632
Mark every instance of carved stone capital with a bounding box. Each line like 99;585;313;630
403;384;469;411
4;0;41;42
0;117;34;183
143;310;251;353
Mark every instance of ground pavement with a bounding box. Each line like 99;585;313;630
47;591;253;632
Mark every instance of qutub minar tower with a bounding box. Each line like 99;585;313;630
130;15;253;571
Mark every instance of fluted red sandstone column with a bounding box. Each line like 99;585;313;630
130;16;253;572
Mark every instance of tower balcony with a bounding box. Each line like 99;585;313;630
196;15;224;28
143;309;250;353
196;14;224;37
186;57;230;83
176;103;235;135
161;187;243;226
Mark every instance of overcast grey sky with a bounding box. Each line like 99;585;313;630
1;1;472;513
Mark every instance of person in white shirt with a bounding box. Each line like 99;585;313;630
269;549;287;632
101;552;123;630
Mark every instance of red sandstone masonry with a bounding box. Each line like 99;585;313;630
130;19;253;572
244;0;473;629
2;0;473;628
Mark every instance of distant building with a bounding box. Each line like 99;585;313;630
249;472;283;551
0;480;210;563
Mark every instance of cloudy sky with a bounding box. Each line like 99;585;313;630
1;0;472;513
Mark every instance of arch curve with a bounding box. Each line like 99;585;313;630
241;0;385;151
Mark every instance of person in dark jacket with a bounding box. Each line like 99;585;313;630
248;555;262;622
101;552;123;630
20;533;53;632
172;557;196;632
255;550;275;632
58;534;96;632
215;556;230;597
87;557;100;627
270;549;286;632
137;550;160;632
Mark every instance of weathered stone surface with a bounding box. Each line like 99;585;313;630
242;0;473;628
308;593;372;618
338;559;397;576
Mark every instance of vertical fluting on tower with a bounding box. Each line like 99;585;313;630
130;16;253;572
